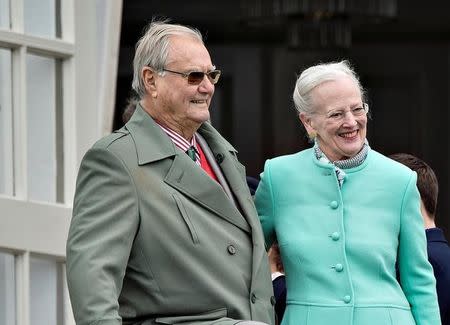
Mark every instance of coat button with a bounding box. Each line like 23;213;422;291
343;295;351;303
215;153;225;164
227;245;236;255
251;293;256;303
270;296;276;306
330;201;339;209
334;263;344;272
330;232;340;241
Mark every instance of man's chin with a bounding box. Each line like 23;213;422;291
191;113;211;124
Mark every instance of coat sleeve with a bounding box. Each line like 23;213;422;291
397;172;441;325
254;159;276;249
66;147;139;325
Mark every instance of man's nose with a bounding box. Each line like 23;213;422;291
198;76;215;93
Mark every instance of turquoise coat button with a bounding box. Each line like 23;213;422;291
330;201;339;209
331;232;340;241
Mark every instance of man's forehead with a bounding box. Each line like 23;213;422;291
166;35;212;67
167;35;204;53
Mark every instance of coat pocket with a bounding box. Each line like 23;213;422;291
173;193;200;244
155;307;228;324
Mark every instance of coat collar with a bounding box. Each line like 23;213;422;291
125;103;239;165
311;146;371;173
125;103;178;165
426;227;448;244
197;122;237;154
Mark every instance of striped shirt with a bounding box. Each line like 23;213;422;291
156;123;201;166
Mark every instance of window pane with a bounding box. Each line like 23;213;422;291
0;251;16;325
0;0;10;29
30;257;64;325
27;54;61;203
0;48;13;196
24;0;61;38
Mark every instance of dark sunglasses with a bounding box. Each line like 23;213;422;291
162;68;221;85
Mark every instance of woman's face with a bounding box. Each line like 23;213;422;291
300;76;367;162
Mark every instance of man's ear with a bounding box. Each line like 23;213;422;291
142;67;158;98
299;112;316;138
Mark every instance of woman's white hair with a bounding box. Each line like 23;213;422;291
131;19;203;98
292;60;366;115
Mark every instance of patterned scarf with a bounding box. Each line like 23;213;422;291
314;139;369;187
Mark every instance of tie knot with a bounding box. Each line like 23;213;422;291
186;146;197;162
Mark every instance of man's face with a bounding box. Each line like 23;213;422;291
151;35;216;131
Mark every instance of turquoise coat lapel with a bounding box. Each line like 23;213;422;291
125;105;250;233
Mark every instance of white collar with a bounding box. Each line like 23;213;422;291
271;271;284;281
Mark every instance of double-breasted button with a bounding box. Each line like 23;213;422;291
334;263;344;272
330;201;339;209
270;296;276;306
251;293;257;303
343;295;351;303
330;232;340;241
227;245;236;255
215;153;225;164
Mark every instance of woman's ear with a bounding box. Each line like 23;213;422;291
299;112;317;139
142;67;158;98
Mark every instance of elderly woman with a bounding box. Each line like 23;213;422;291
255;61;441;325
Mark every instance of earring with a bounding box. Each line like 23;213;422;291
308;130;317;139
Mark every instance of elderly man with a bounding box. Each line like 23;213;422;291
66;20;275;325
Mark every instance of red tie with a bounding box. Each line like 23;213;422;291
196;144;219;182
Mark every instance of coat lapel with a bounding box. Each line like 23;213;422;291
198;123;266;277
164;154;250;232
125;104;177;165
198;123;259;228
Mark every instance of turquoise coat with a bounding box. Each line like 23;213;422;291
255;147;441;325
